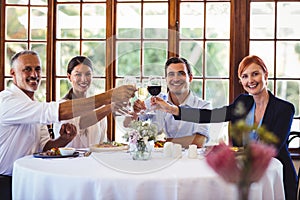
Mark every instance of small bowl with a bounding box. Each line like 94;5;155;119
59;147;76;156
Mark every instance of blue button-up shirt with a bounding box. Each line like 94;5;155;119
139;91;211;140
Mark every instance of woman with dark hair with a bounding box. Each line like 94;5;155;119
54;56;108;147
0;50;135;199
152;55;297;200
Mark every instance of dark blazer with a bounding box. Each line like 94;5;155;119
176;91;297;200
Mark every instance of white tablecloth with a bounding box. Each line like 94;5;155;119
12;150;285;200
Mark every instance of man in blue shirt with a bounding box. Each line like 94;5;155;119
125;57;211;148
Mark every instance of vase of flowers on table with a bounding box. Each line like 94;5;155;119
123;120;160;160
205;120;278;200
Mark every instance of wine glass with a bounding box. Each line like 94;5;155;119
146;76;162;114
136;80;149;115
147;76;162;96
115;76;137;117
137;81;149;102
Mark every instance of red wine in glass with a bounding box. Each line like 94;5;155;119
147;86;161;96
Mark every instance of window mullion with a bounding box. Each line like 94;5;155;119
230;0;250;101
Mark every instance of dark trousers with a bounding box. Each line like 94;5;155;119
0;175;12;200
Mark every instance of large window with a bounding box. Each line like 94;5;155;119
55;1;107;99
249;1;300;135
2;0;48;101
1;0;300;142
179;1;230;108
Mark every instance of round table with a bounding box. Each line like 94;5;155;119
12;150;285;200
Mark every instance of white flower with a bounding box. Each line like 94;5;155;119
123;120;160;144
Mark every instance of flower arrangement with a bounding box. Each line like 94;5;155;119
123;120;159;144
206;120;278;200
123;120;160;160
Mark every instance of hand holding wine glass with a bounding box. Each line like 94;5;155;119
150;96;179;115
147;76;162;114
114;76;137;117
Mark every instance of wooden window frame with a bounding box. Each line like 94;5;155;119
1;0;298;141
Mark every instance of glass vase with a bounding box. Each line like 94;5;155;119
131;141;152;160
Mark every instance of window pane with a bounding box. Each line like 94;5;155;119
7;0;28;4
57;0;80;2
206;79;229;108
56;79;71;99
276;41;300;78
143;3;168;39
82;41;106;76
277;3;300;39
190;80;203;98
143;42;167;76
83;4;106;39
276;80;300;117
35;79;46;102
250;2;275;39
89;79;106;95
267;80;274;94
249;41;274;78
56;41;80;76
205;41;229;77
206;2;230;39
31;43;47;75
290;119;300;148
116;41;141;76
117;3;141;39
5;79;13;88
84;0;106;2
30;7;47;40
180;41;203;77
180;2;204;39
31;0;47;5
6;7;28;40
57;4;80;39
5;42;28;75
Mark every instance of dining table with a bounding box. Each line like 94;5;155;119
12;148;285;200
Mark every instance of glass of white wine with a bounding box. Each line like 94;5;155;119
137;81;148;102
136;81;149;115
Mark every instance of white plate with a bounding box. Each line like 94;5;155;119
89;144;129;152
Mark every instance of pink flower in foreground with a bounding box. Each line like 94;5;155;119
206;142;240;183
248;142;277;182
206;142;277;184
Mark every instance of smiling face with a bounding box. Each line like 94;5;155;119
10;53;41;98
166;62;192;96
67;63;92;97
239;63;268;95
